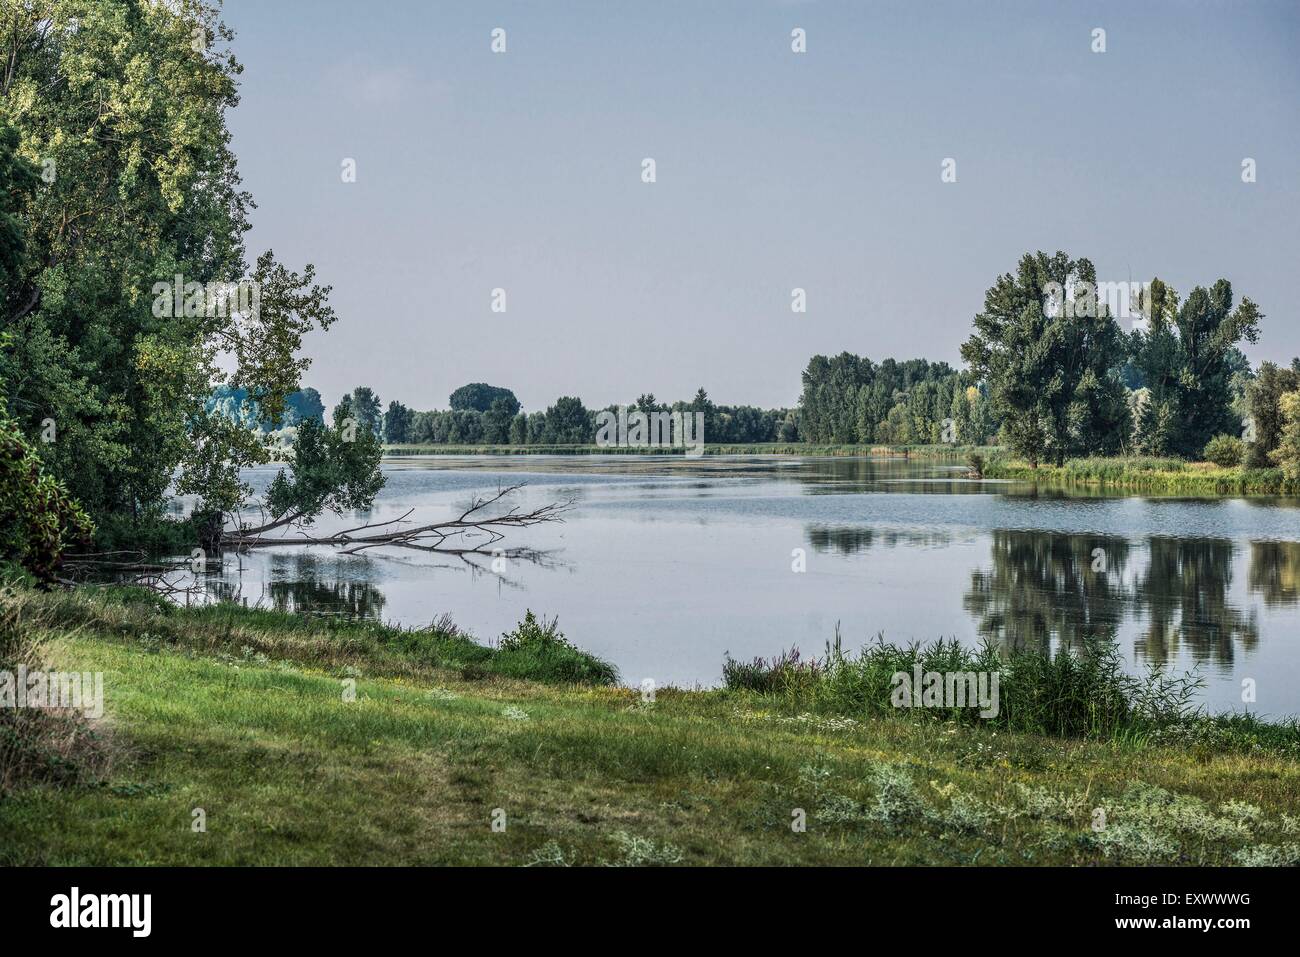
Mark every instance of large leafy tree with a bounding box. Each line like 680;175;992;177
961;251;1130;466
1243;360;1299;468
0;2;366;527
542;396;591;444
1128;278;1262;457
449;383;519;415
340;387;382;437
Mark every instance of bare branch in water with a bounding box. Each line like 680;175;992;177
220;483;574;558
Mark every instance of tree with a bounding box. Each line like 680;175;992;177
1245;360;1300;467
342;388;382;437
384;400;412;444
255;406;386;539
961;251;1130;467
1;2;349;530
284;388;325;428
449;383;519;415
1128;278;1262;458
509;413;527;445
542;397;591;444
482;397;516;444
1273;392;1300;480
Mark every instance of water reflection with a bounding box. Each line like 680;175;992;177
808;525;953;554
203;553;389;620
963;530;1262;668
964;531;1131;654
1249;541;1300;607
1135;538;1257;667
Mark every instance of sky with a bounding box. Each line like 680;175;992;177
221;0;1300;413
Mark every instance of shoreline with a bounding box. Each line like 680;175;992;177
4;588;1299;866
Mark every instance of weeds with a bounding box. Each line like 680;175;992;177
723;632;1206;741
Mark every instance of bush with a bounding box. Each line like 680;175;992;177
494;611;619;685
0;411;93;586
723;634;1204;740
1203;434;1244;468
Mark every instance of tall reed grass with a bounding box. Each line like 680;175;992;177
723;629;1204;739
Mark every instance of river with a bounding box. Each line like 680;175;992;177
189;455;1300;717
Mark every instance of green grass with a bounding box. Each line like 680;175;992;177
4;587;1300;866
723;633;1212;740
984;455;1300;496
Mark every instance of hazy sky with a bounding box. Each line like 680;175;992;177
222;0;1300;412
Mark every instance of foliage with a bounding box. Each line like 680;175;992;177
449;383;520;415
797;353;992;446
960;251;1130;467
1202;434;1244;468
1128;278;1262;457
264;406;386;527
0;2;345;527
1245;360;1300;467
383;400;411;443
0;405;91;586
1272;392;1300;480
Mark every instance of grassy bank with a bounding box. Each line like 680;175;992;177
383;442;997;459
984;455;1300;496
4;587;1300;866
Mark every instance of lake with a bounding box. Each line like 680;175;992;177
191;455;1300;717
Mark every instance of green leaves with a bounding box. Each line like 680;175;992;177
963;251;1130;466
264;410;386;527
2;3;364;534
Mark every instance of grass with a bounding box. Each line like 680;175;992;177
3;586;1300;865
984;455;1300;496
722;632;1209;740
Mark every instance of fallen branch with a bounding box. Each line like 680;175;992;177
219;483;573;559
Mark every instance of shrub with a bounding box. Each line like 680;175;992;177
723;633;1204;740
0;411;93;586
494;610;619;685
1203;434;1244;468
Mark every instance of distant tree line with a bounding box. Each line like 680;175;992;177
207;251;1300;478
798;355;999;446
369;384;796;446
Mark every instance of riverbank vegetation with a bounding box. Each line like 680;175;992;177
4;584;1300;866
982;456;1300;496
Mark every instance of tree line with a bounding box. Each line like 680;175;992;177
798;355;999;446
803;251;1300;476
337;383;798;447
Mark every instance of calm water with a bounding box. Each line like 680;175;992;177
189;455;1300;716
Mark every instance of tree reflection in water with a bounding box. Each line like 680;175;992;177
204;553;388;621
964;531;1131;655
1248;541;1300;607
1135;538;1257;667
964;531;1262;668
